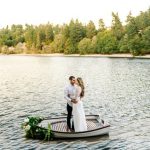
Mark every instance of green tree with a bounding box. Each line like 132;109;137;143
125;12;138;37
36;25;46;51
11;24;25;44
119;34;130;53
111;12;124;41
45;24;54;44
24;24;37;49
78;38;92;54
53;24;61;35
64;38;75;54
67;19;86;53
86;21;97;39
96;30;118;54
124;10;150;55
141;26;150;54
0;26;15;47
98;19;106;32
128;34;144;56
52;34;65;53
91;36;97;53
61;24;69;40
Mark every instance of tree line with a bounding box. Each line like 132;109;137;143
0;8;150;56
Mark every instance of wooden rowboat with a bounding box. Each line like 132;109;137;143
39;115;110;139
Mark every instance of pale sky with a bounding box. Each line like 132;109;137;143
0;0;150;28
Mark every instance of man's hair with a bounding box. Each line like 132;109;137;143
69;76;75;80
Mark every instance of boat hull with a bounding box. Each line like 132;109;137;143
53;126;110;138
40;115;110;139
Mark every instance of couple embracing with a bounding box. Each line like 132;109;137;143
64;76;87;132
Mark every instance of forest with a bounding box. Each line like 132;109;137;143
0;9;150;56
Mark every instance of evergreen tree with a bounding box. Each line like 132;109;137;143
86;20;97;39
98;19;106;32
111;12;124;41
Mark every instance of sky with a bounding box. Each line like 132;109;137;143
0;0;150;28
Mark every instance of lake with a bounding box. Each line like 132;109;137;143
0;55;150;149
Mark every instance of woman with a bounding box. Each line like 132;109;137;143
72;77;87;132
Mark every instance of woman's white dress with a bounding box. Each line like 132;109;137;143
73;85;87;132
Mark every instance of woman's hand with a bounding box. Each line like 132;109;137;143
71;99;78;104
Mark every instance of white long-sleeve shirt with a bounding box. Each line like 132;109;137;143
64;84;79;106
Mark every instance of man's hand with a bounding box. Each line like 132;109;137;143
71;99;78;104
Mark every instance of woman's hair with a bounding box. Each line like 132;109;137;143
77;77;84;98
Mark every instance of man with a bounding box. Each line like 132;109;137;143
64;76;77;131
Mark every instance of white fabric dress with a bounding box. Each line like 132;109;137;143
73;85;87;132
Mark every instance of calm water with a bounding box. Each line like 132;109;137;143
0;55;150;150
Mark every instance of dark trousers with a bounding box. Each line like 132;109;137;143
67;104;74;130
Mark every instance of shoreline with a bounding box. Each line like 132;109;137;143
1;53;150;59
